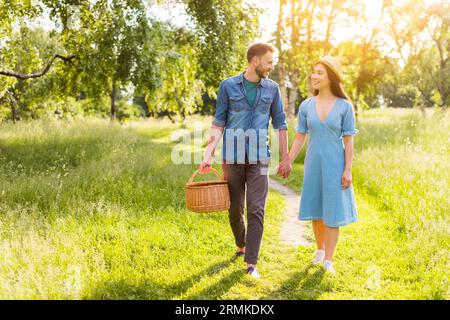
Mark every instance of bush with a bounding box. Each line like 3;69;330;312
116;101;145;122
31;97;84;120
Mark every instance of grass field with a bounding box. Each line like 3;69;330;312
0;109;448;299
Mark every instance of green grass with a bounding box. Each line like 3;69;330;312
0;118;294;299
0;109;448;299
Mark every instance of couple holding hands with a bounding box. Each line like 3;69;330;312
199;42;358;279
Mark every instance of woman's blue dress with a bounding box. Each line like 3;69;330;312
296;97;359;227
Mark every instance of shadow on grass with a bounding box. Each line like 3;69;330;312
85;257;237;300
183;269;245;300
263;264;329;300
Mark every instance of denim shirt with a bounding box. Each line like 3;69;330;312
212;72;288;164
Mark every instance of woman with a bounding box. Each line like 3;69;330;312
288;55;358;274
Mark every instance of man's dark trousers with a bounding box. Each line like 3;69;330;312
222;158;269;265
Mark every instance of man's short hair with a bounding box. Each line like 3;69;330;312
246;42;277;63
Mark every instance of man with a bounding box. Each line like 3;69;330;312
199;42;291;279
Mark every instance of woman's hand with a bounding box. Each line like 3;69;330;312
341;169;352;189
277;157;292;179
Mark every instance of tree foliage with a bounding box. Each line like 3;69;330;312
0;0;448;123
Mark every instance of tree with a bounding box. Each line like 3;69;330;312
386;0;449;109
0;9;75;121
425;1;449;107
0;0;61;121
185;0;260;96
141;25;205;121
275;0;289;112
274;0;359;118
42;0;156;121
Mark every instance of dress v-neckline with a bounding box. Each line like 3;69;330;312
313;97;340;123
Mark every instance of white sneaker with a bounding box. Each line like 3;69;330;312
323;260;336;274
312;249;325;265
247;267;260;279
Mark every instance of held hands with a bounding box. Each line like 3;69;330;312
276;157;292;179
201;154;294;178
341;169;352;189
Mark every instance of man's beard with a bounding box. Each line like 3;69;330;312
255;65;269;79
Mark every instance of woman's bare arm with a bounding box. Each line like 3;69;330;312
288;133;307;164
342;135;354;188
343;135;354;172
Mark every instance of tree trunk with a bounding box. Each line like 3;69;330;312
418;87;434;109
418;99;426;117
275;0;289;113
173;91;185;121
278;58;289;114
306;74;313;96
287;71;299;119
7;88;21;123
285;0;302;119
110;77;116;121
325;1;335;47
354;89;360;122
9;92;20;123
11;101;18;123
436;70;449;108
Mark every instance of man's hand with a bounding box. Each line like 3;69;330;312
277;130;291;179
199;125;224;174
199;155;212;174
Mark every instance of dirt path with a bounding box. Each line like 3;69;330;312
268;178;312;247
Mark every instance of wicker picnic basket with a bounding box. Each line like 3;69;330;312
185;167;230;213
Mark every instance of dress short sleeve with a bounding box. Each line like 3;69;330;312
342;100;359;136
296;100;309;134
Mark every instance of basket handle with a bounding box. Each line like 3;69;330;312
187;167;224;185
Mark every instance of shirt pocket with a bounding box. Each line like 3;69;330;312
256;96;272;113
229;95;246;112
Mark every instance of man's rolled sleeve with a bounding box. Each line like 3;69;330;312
270;85;288;130
212;81;228;127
